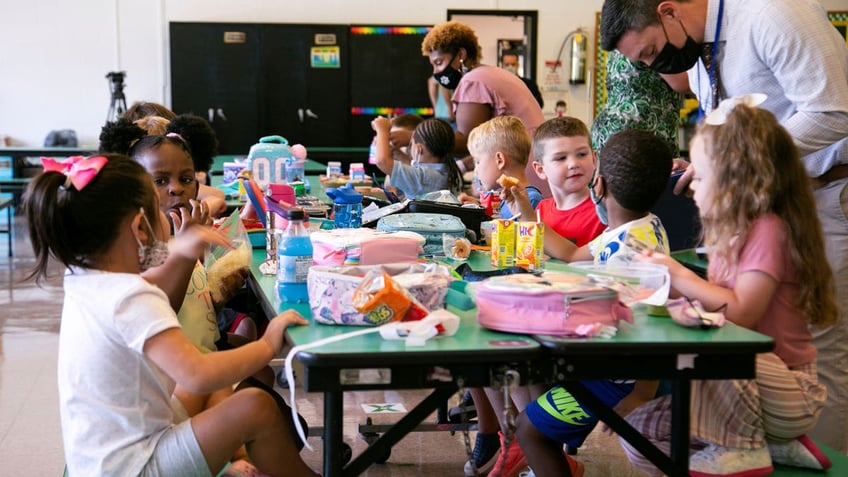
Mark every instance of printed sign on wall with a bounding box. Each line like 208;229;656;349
311;46;341;68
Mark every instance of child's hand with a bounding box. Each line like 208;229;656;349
371;116;392;135
388;128;412;151
262;310;309;354
170;225;231;261
170;199;212;236
457;192;480;205
635;250;684;276
500;185;532;220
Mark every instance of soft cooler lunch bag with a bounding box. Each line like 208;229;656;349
377;213;466;256
475;272;632;336
310;228;425;266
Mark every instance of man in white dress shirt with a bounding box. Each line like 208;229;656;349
601;0;848;453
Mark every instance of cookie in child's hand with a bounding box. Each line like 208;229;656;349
497;174;520;189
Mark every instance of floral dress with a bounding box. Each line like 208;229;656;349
591;50;681;156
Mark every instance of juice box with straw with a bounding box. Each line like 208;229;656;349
515;221;544;270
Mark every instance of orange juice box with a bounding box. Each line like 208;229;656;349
491;219;517;267
515;221;545;270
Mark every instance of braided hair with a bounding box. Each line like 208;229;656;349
413;118;462;195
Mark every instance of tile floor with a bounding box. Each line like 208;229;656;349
0;212;641;476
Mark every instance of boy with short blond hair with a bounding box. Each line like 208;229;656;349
467;115;543;217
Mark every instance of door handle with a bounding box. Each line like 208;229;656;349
305;108;319;119
297;108;304;123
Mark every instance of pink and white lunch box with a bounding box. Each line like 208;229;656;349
474;272;632;336
310;228;425;266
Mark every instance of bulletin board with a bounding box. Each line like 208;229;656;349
593;12;609;118
830;11;848;46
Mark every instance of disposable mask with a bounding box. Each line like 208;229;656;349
650;20;702;74
589;175;608;225
503;65;519;76
136;208;170;272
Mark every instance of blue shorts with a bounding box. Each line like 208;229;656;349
525;380;634;448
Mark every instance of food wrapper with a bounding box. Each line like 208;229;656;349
207;210;251;305
491;219;516;267
351;270;429;325
515;221;544;270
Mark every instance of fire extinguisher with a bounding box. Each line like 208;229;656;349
570;29;587;85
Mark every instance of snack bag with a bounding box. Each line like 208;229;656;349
491;219;516;267
207;210;251;305
352;270;429;325
515;221;544;270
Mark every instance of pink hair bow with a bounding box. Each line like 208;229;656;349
41;155;108;191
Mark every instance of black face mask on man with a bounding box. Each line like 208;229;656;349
433;54;463;90
649;18;702;74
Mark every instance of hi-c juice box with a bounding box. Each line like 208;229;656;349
515;221;545;270
491;219;517;267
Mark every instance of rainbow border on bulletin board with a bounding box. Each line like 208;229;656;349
351;107;434;116
350;26;432;35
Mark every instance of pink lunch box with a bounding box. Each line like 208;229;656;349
310;228;425;266
474;272;632;336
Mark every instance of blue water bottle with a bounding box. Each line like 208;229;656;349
326;183;363;228
276;208;312;303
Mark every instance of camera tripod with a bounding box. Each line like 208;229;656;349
106;71;128;122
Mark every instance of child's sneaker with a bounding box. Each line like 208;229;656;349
450;389;478;423
768;435;832;471
489;431;528;477
464;432;500;476
689;443;773;477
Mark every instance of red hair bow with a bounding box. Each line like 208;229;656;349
41;155;108;191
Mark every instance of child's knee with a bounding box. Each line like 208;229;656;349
232;387;280;423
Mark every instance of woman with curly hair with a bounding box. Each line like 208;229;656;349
414;20;549;198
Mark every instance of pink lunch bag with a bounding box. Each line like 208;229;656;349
474;271;633;336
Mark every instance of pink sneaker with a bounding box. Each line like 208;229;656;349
689;444;773;477
489;431;527;477
768;435;832;471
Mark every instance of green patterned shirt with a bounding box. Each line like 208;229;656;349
592;50;681;156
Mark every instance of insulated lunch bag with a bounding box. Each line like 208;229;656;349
376;213;466;256
475;271;633;336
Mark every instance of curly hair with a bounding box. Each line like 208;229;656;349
412;118;462;195
599;129;671;212
167;114;219;173
532;116;591;163
421;21;482;64
98;118;147;155
695;104;836;328
467;116;532;166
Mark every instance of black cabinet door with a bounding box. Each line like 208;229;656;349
170;23;263;154
262;24;350;147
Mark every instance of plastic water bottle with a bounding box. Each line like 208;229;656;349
326;183;363;228
276;208;312;303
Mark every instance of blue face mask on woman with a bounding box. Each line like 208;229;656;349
589;174;608;225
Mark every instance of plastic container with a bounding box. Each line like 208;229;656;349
276;208;313;303
326;183;363;229
285;158;305;184
567;261;670;307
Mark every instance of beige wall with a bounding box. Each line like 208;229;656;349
1;0;847;147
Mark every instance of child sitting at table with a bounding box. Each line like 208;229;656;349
467;115;544;218
496;129;671;477
625;97;836;476
371;116;463;198
24;154;317;477
528;116;605;246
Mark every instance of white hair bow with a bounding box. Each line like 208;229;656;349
704;93;767;125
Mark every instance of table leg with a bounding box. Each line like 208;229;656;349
559;381;687;476
669;377;691;472
323;390;344;477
